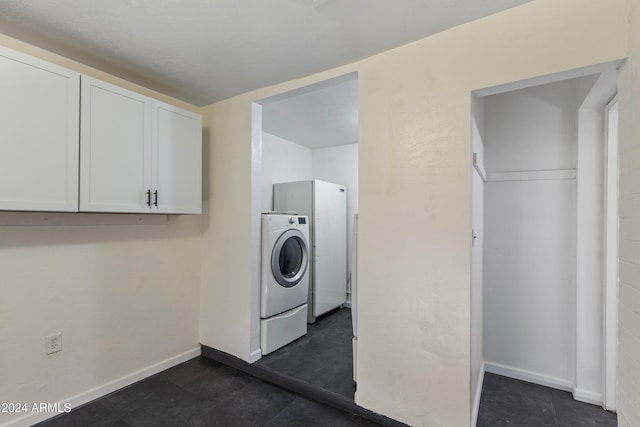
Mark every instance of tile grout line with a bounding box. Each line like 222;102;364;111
260;396;303;427
548;386;560;427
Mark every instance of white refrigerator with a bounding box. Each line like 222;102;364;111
274;180;347;323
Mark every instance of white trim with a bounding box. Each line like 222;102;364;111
0;212;168;227
250;102;264;365
473;60;623;97
573;387;604;406
471;362;485;427
472;152;486;181
249;348;262;364
352;337;358;382
603;96;619;412
485;169;576;182
484;361;573;392
1;347;201;427
257;72;358;105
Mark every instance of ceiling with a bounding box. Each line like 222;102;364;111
0;0;531;107
262;75;358;148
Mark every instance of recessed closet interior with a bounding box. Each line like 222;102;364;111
471;67;618;412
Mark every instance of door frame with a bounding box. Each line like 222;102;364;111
603;95;619;412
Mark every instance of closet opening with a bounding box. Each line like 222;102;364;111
470;63;620;424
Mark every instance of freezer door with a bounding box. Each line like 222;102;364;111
313;180;347;317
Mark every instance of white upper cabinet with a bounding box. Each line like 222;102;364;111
80;76;202;214
0;47;201;215
80;76;152;213
0;46;80;211
152;101;202;214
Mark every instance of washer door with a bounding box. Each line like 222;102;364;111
271;229;309;288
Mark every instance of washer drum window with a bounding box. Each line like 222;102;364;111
271;228;309;288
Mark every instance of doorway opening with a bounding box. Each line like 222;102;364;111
470;63;620;425
249;72;359;404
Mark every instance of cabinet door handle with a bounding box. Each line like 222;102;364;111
146;189;151;207
153;190;158;207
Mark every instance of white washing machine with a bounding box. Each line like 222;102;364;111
260;212;310;355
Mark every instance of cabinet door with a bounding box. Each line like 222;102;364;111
152;101;202;214
0;46;79;211
80;76;152;212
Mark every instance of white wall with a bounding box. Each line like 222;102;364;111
484;79;585;172
261;132;312;211
483;78;592;389
312;144;359;278
200;1;629;425
0;35;201;427
261;136;357;275
484;179;577;386
617;1;640;423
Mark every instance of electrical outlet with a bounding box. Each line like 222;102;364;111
45;333;62;355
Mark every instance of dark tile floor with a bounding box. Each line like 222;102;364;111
477;372;617;427
34;308;619;427
256;307;355;398
35;357;381;427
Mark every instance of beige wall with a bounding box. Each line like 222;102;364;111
200;1;629;425
0;35;202;426
617;0;640;425
200;97;256;359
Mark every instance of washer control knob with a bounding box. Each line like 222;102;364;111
288;216;295;224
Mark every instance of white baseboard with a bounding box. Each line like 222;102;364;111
484;361;573;391
573;387;603;406
249;348;262;363
1;347;201;427
471;362;485;427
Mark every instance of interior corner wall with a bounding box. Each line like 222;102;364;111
0;35;202;427
312;144;359;272
261;132;313;212
199;1;629;425
616;1;640;424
